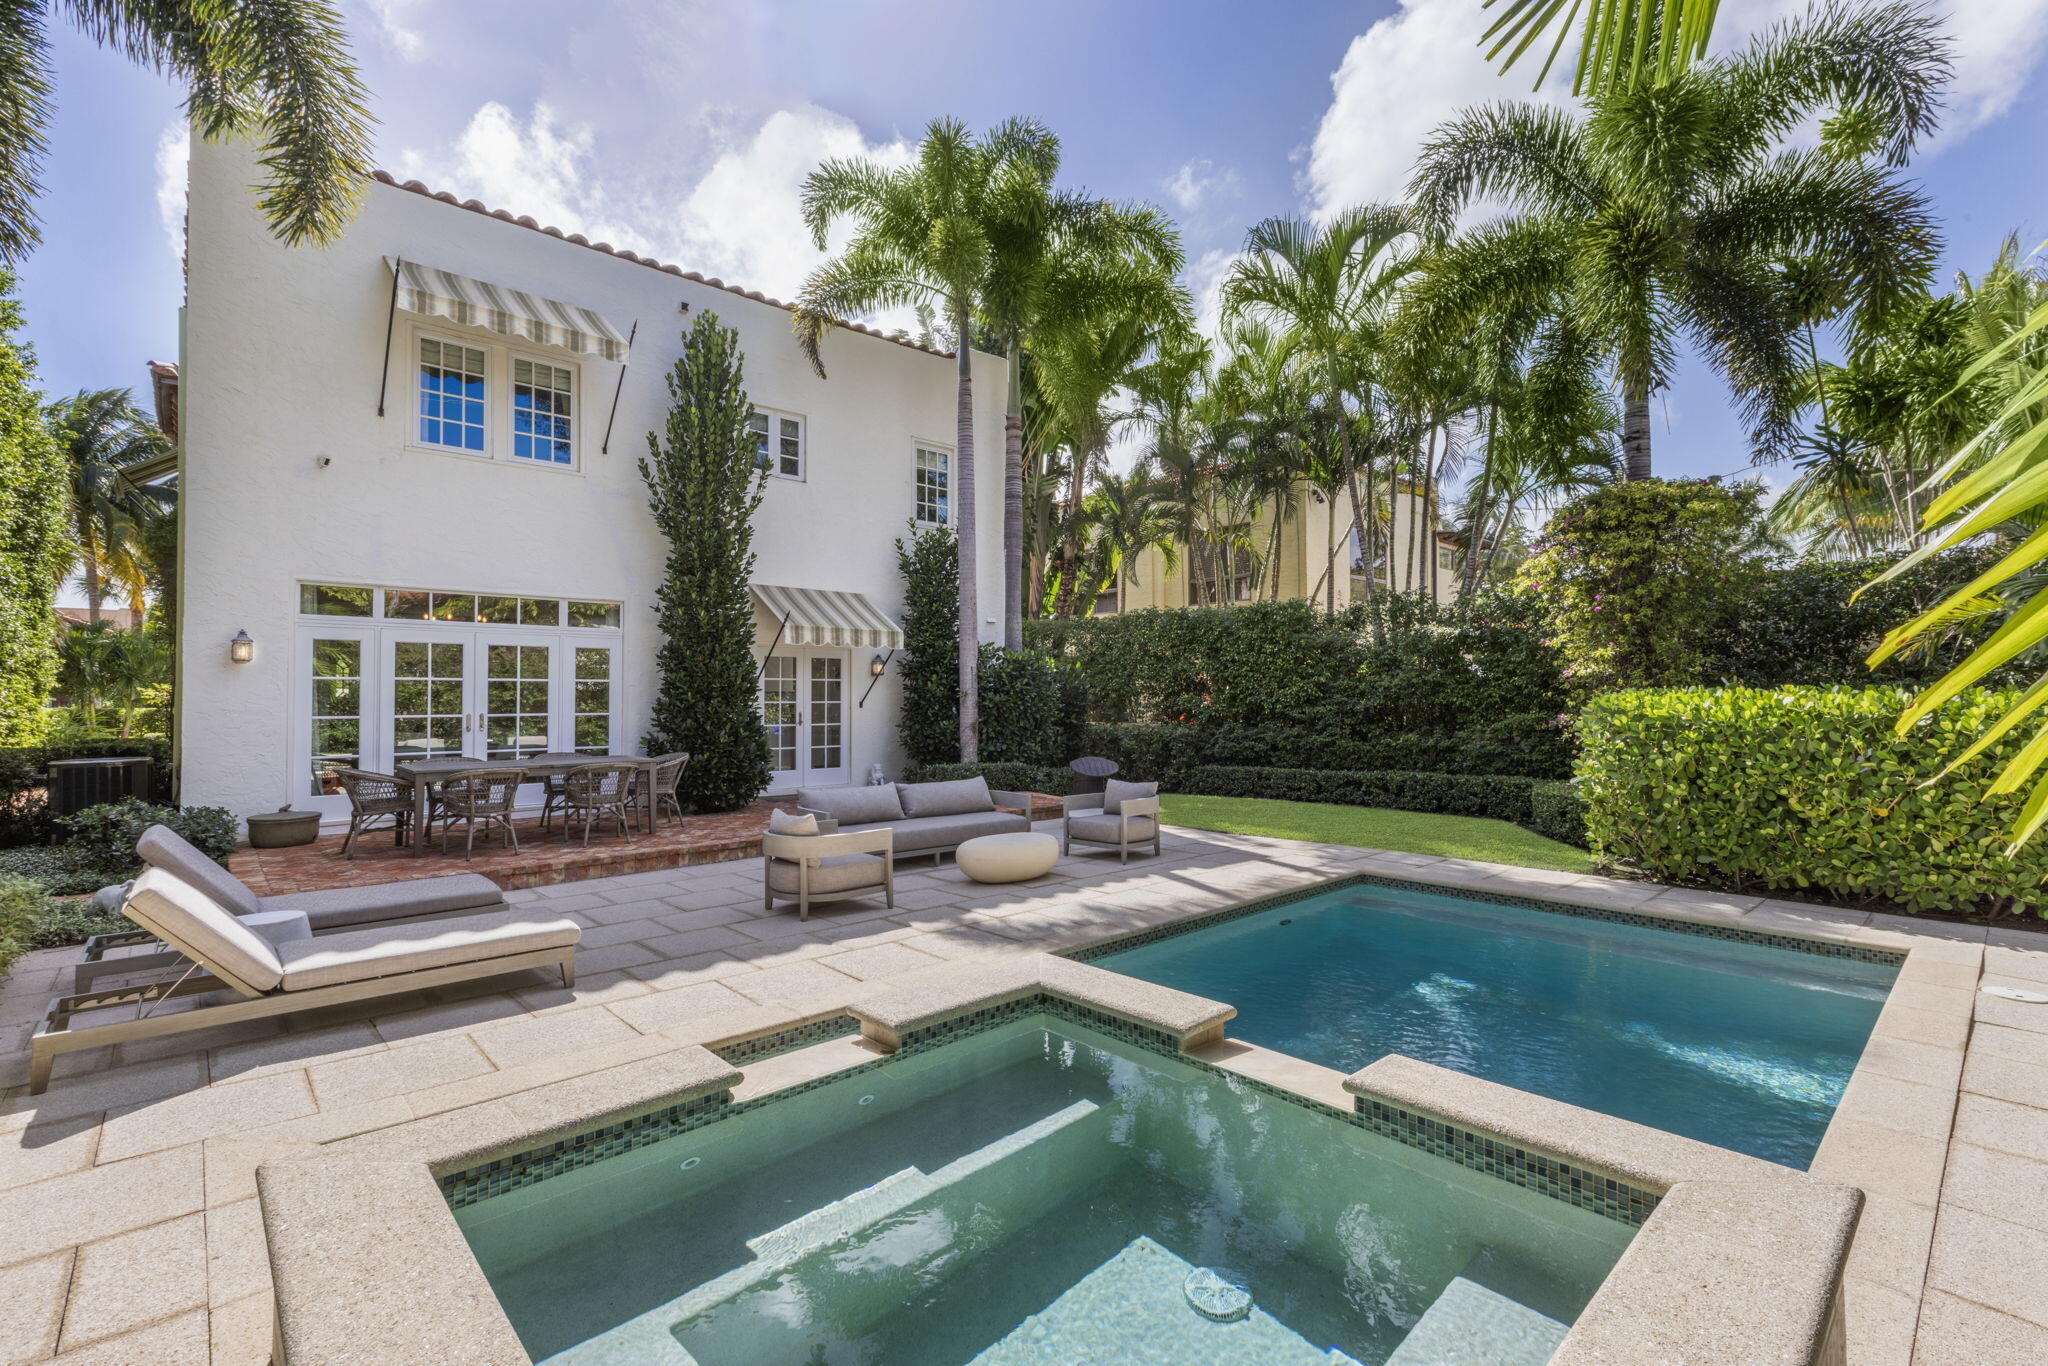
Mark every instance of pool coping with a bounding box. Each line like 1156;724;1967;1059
255;865;1979;1366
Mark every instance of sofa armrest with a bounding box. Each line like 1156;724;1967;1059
1118;796;1161;819
763;828;893;862
1060;793;1105;815
988;789;1035;813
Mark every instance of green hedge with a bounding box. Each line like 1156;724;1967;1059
1180;765;1544;823
907;762;1073;795
0;873;44;978
0;798;234;895
0;737;175;848
1529;780;1588;848
1578;686;2048;914
1079;717;1572;785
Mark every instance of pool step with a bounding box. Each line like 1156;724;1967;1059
1381;1274;1567;1366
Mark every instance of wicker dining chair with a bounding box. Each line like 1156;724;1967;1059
560;763;637;846
335;769;413;858
438;768;526;858
637;752;690;832
532;753;584;833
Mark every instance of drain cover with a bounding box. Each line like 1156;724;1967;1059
1184;1266;1253;1322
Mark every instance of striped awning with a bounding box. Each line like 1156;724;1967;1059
384;257;629;361
753;585;904;649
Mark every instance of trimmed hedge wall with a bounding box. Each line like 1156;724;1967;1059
1529;780;1588;848
1180;765;1545;823
907;762;1073;796
1080;718;1572;785
1578;687;2048;915
0;737;175;848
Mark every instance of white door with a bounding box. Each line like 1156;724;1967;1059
386;634;473;766
567;642;622;756
760;650;849;789
296;627;375;820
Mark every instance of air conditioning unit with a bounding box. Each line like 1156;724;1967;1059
47;757;156;816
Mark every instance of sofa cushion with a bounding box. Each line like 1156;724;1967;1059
1102;779;1158;816
799;784;906;826
841;810;1030;853
1068;812;1159;844
768;808;819;836
122;867;285;993
767;853;889;896
897;776;995;819
137;824;261;917
276;909;581;991
257;873;504;931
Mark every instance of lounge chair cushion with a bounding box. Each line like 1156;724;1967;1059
767;808;819;836
137;824;262;917
256;873;505;930
838;810;1030;853
897;777;995;819
122;868;285;993
1068;813;1159;844
766;853;888;896
275;909;581;991
798;784;905;825
1101;779;1158;816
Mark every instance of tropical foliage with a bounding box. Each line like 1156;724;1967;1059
43;388;173;625
0;272;65;745
0;0;375;264
1481;0;1723;95
640;311;772;811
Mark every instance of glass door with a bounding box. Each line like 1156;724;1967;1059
762;655;799;788
296;628;374;820
387;635;471;768
569;644;619;755
805;654;849;785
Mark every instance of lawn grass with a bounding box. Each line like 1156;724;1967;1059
1159;794;1595;874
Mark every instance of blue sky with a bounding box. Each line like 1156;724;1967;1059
17;0;2048;498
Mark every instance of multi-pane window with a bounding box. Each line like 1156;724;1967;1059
761;656;797;772
512;358;574;465
300;585;374;617
418;338;486;452
749;409;804;479
484;644;551;759
391;640;466;763
914;446;950;525
308;639;363;796
573;648;613;754
808;657;843;771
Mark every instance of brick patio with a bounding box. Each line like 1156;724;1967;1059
1;824;2044;1364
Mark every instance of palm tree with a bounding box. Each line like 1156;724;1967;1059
795;118;1059;760
45;388;175;624
1481;0;1724;95
1;1;374;264
1410;1;1948;480
1079;468;1179;614
1223;206;1431;628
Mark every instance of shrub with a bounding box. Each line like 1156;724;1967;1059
1180;765;1543;823
908;762;1072;796
0;873;47;977
1518;480;1766;699
977;645;1089;768
0;273;68;748
0;735;174;848
1577;686;2048;914
24;894;129;951
1529;780;1588;848
640;309;773;811
2;800;238;895
897;524;961;766
1080;717;1573;786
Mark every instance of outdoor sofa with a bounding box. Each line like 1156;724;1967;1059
72;824;507;992
796;776;1034;861
28;866;578;1093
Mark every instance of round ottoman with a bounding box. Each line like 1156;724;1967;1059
955;831;1059;884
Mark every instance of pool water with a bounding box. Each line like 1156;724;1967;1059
455;1016;1633;1364
1099;883;1897;1168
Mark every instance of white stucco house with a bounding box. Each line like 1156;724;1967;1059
173;138;1006;826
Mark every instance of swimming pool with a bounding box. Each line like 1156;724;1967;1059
1094;880;1897;1168
453;1015;1633;1364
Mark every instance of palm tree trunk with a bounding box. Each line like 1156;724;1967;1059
1461;403;1498;608
1003;348;1024;650
1334;383;1378;635
1053;445;1091;619
1622;388;1652;481
84;559;102;626
954;309;979;763
1324;493;1338;611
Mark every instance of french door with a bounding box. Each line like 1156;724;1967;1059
762;650;849;790
296;625;620;821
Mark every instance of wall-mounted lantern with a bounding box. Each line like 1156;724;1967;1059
229;630;255;664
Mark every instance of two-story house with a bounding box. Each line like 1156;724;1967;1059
173;138;1006;826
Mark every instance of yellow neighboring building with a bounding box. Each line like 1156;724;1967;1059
1096;481;1460;613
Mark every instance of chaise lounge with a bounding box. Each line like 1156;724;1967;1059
73;825;509;992
29;867;579;1093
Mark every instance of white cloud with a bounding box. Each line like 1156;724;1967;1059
1163;158;1240;214
396;101;914;316
362;0;426;60
153;123;189;262
1184;246;1238;339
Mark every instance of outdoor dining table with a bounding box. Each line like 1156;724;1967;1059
394;754;663;855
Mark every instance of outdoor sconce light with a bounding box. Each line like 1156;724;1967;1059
870;654;888;679
229;630;255;664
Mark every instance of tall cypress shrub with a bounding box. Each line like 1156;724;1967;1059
640;311;770;809
896;525;959;767
0;275;66;745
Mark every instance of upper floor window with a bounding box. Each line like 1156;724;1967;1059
914;445;950;525
512;358;574;465
418;338;486;452
750;408;804;479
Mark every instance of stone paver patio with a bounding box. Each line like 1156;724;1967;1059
1;822;2045;1364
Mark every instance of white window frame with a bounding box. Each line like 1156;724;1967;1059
414;331;490;457
913;442;951;526
750;406;806;481
509;352;579;468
